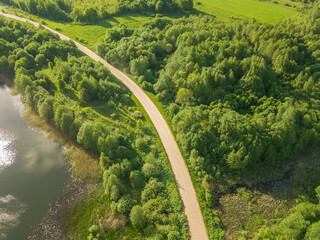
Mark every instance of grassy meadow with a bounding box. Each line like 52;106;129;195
0;0;305;52
0;3;153;49
0;3;188;50
194;0;304;23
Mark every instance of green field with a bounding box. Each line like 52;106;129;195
0;0;305;52
0;3;154;49
195;0;304;23
43;14;153;49
0;0;304;52
0;4;189;50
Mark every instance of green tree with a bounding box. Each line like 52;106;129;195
178;0;193;11
14;74;34;93
77;121;95;150
38;99;54;123
130;205;146;228
130;57;149;76
305;221;320;240
0;56;9;74
129;170;145;188
141;179;165;203
175;88;195;105
142;162;160;178
117;195;136;215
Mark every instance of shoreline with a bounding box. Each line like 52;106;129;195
28;178;89;240
19;102;101;239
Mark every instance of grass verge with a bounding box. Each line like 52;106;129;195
131;93;190;239
128;74;223;239
0;4;189;51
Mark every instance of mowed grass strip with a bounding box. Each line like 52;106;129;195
195;0;303;23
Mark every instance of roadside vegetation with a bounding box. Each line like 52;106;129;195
1;0;320;239
0;0;193;22
0;16;189;240
94;1;320;238
0;3;189;50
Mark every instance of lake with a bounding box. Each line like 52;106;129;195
0;85;68;239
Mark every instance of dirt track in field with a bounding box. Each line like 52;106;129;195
0;12;209;240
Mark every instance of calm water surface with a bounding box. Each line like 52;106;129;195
0;86;68;239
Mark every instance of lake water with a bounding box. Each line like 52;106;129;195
0;86;68;239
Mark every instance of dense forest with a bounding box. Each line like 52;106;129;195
0;0;193;22
0;16;190;239
95;1;320;238
97;3;320;175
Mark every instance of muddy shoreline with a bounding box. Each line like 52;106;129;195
28;176;89;240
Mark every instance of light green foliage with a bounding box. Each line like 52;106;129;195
168;231;181;240
130;205;146;228
143;196;171;223
130;57;149;76
141;178;165;204
305;221;320;240
194;0;303;23
142;162;160;179
254;201;320;239
99;14;320;174
38;98;55;123
14;74;33;93
77;121;95;150
116;195;136;215
175;88;194;106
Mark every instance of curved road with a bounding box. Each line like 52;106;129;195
0;12;209;240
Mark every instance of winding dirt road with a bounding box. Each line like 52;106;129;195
0;12;209;240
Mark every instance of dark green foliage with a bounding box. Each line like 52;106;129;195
0;55;10;74
129;170;145;188
178;0;193;11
